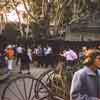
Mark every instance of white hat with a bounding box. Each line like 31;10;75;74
7;45;12;48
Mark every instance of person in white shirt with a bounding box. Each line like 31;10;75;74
16;45;23;65
44;45;53;67
27;47;32;62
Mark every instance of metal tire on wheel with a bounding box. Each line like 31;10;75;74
1;74;51;100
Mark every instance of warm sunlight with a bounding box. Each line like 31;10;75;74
7;4;27;23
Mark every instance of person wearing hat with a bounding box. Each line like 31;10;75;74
6;45;15;71
70;49;100;100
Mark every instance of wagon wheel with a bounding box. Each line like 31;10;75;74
48;71;68;100
35;69;67;100
1;74;51;100
35;69;54;99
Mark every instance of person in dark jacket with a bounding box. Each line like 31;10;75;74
70;49;100;100
19;49;30;74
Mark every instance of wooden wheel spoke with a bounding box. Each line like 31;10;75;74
7;87;22;100
22;78;27;100
14;81;26;100
28;79;34;100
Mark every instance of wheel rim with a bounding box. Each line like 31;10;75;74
1;74;50;100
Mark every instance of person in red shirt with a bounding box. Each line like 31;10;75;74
6;45;15;71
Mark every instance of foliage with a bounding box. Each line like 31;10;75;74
0;0;100;41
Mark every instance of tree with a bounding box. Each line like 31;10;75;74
0;0;99;41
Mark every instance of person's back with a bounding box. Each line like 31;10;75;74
19;50;30;74
16;46;23;65
68;49;78;61
21;50;30;64
16;46;23;54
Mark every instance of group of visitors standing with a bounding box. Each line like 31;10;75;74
0;43;53;74
33;44;53;67
2;44;32;74
0;42;100;100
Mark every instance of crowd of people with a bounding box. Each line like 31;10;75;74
0;42;100;99
0;43;54;74
0;43;100;73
